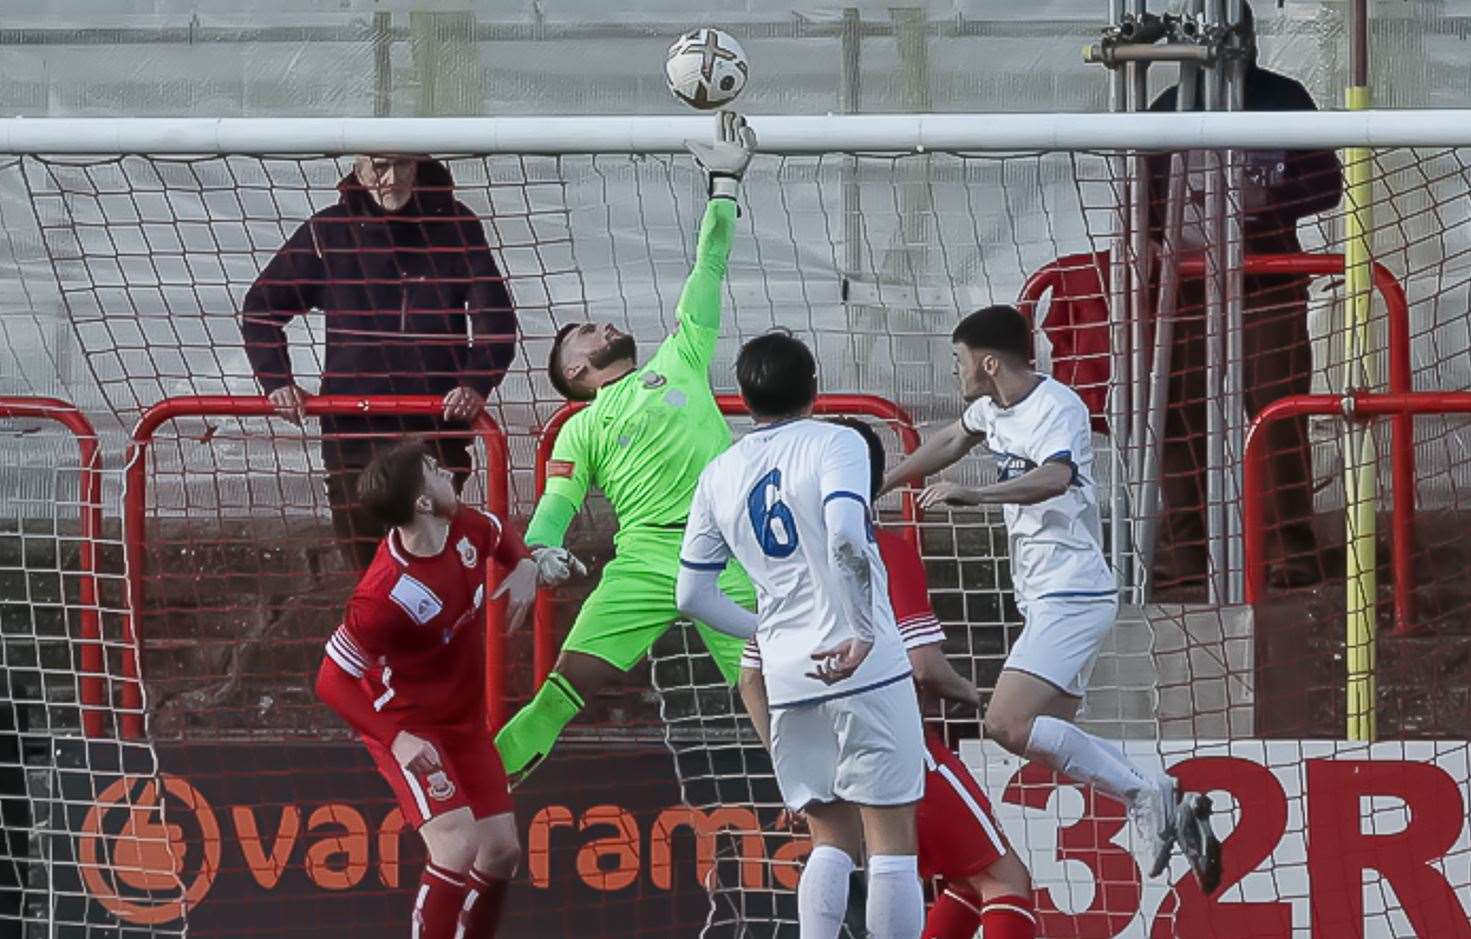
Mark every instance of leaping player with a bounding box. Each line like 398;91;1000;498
881;304;1222;893
739;417;1039;939
493;111;759;784
314;440;554;938
677;333;928;939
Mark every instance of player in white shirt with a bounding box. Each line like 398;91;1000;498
676;332;926;939
881;305;1221;895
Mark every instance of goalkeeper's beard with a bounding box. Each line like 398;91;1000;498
589;334;637;370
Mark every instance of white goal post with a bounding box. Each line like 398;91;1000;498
3;109;1471;155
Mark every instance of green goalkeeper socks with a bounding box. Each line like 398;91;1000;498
494;671;585;780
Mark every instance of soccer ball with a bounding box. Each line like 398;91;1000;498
665;28;749;110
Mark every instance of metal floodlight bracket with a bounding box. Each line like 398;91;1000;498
1085;9;1244;69
1114;10;1171;45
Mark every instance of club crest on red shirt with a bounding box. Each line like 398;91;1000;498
426;771;456;801
457;535;477;568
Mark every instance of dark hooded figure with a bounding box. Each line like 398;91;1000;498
1147;1;1343;589
241;155;517;570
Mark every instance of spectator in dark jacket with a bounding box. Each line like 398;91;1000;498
1147;2;1342;589
241;155;516;570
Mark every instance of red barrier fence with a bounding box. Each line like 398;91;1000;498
529;393;921;687
11;391;920;736
0;397;106;737
121;395;512;737
1243;390;1471;633
1019;251;1417;630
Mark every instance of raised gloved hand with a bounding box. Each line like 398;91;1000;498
532;546;588;586
685;110;757;201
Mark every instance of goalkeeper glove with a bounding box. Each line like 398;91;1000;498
686;109;757;202
532;546;587;586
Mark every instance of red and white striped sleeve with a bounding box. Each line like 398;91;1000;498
329;590;394;678
877;531;945;651
315;592;400;746
740;638;762;671
895;609;946;651
325;623;375;679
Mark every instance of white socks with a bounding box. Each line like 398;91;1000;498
798;844;854;939
1025;714;1151;804
866;854;923;939
800;847;924;939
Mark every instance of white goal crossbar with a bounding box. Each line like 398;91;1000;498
2;109;1470;155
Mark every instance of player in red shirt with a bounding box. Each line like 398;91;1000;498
314;439;561;939
740;418;1036;939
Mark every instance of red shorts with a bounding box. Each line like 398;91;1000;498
916;734;1009;881
365;726;512;828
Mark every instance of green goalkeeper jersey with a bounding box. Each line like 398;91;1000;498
527;198;737;550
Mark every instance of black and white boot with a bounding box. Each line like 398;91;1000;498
1132;772;1180;879
1174;792;1223;894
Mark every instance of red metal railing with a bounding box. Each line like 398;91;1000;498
1;398;106;737
529;393;922;687
1018;253;1410;409
1243;391;1471;634
121;395;512;738
1020;251;1417;627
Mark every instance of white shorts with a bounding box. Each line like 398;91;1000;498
768;675;925;811
1006;594;1118;698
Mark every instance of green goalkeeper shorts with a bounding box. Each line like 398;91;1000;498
561;537;753;683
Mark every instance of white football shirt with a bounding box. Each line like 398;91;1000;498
960;376;1117;603
681;419;911;708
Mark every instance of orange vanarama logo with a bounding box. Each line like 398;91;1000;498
77;774;221;925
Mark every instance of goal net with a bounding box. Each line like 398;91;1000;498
2;113;1469;938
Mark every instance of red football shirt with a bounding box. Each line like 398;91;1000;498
876;529;945;651
324;505;530;737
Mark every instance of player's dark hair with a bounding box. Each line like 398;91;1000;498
357;438;428;528
736;332;818;420
547;323;594;402
824;417;885;501
951;305;1033;365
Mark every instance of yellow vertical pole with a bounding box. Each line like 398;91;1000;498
1343;0;1376;742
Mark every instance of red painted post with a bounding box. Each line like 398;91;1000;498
0;398;105;737
124;395;511;738
1243;392;1471;630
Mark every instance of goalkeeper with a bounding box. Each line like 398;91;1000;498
495;111;758;783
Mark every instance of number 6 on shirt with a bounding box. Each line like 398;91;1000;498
746;469;800;558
